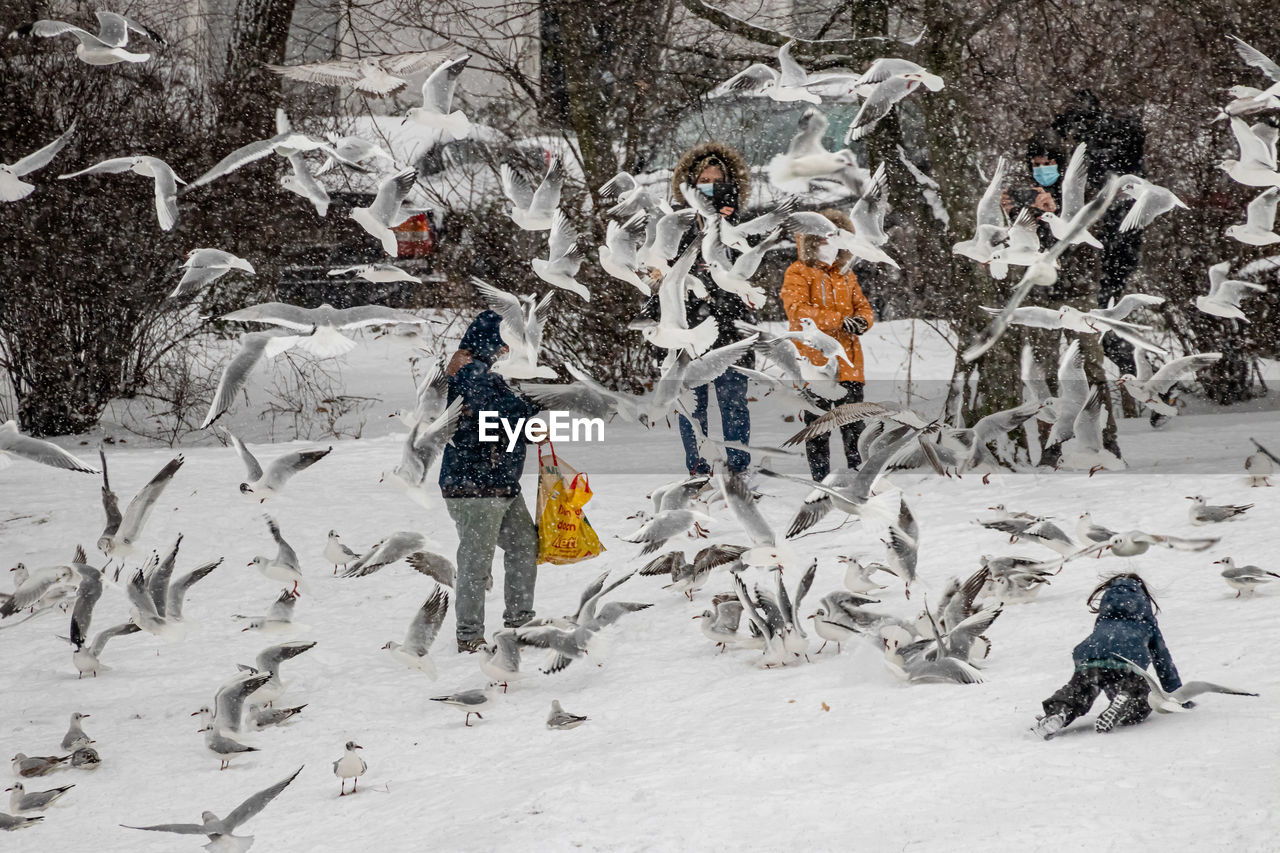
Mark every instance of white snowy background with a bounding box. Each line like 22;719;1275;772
3;322;1277;851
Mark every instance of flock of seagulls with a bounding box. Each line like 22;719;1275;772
1;9;1276;843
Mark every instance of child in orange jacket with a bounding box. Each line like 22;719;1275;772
780;209;875;481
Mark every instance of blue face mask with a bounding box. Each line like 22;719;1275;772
1033;165;1059;187
697;182;714;197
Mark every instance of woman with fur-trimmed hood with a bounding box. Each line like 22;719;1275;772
645;141;758;476
781;208;875;481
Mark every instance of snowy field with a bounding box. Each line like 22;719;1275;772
3;321;1278;852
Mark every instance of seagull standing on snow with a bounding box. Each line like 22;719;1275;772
546;700;588;730
61;713;92;751
11;11;164;64
430;687;497;726
1214;557;1279;598
6;781;74;813
59;156;184;231
1187;495;1251;525
235;590;302;635
403;55;472;140
1245;438;1277;487
219;429;331;501
324;531;359;573
0;121;76;202
333;743;366;795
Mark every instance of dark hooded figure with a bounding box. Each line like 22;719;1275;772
643;141;756;475
439;310;542;652
1032;574;1181;739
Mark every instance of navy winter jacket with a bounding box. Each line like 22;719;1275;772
438;311;541;498
1071;578;1182;691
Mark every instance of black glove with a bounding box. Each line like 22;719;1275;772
842;316;869;336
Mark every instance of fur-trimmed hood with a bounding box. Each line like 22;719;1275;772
794;208;854;269
671;141;751;209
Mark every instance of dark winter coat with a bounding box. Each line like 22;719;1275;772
1071;578;1182;692
439;311;541;498
643;141;757;363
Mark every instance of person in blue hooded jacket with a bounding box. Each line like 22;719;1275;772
1033;573;1182;739
439;310;543;653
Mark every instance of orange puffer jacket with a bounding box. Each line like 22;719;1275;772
780;260;874;383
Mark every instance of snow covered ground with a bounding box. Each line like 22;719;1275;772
3;322;1278;852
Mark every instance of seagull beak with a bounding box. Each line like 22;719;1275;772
81;714;90;718
353;744;363;750
190;711;200;716
241;626;251;632
246;561;254;567
691;614;703;620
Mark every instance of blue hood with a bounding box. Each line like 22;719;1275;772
459;310;505;364
1095;578;1156;623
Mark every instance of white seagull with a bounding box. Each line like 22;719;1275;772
404;55;472;140
0;420;98;473
268;50;445;96
499;157;564;231
219;429;332;501
382;586;449;678
220;301;430;358
12;11;164;64
1197;262;1268;321
1225;186;1280;245
170;249;255;300
350;168;418;256
532;210;588;299
0;121;77;202
59;156;184;231
473;278;556;379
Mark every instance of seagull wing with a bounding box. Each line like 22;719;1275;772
499;163;535;210
368;169;417;225
90;621;140;656
221;429;264;483
122;823;207;835
69;564;103;648
58;156;141;179
0;424;98;472
12;121;77;177
200;331;285;429
974;156;1009;228
1146;353;1222;395
529;157;565;217
167;559;221;621
405;586;450;654
846;76;916;141
118;456;184;545
265;515;299;569
263;447;332;491
1059;142;1087;220
711;63;777;97
266;60;363;87
405;551;455;587
1231;36;1280;84
420;54;469;112
222;766;304;832
472;278;527;329
221;302;318;331
1245;186;1279;232
190;138;282;188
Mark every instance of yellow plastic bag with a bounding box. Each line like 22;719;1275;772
536;444;605;565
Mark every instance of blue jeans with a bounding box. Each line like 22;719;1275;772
678;369;751;474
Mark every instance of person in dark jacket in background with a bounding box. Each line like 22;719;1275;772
643;141;756;475
1052;89;1146;382
1033;574;1182;739
1003;127;1122;467
439;310;541;653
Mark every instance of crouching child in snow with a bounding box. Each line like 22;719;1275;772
439;310;542;654
1033;573;1181;739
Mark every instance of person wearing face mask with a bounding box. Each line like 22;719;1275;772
1002;127;1123;468
780;209;875;481
643;141;757;476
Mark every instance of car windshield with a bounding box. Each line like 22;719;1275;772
650;99;860;171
